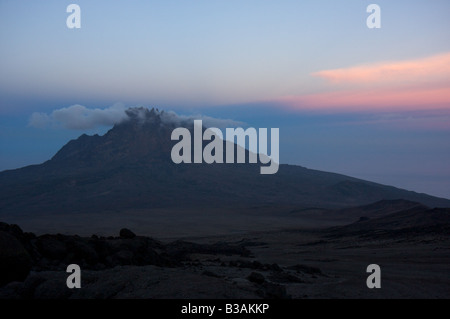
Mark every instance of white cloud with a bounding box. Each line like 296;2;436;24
29;103;128;130
29;104;244;130
28;112;52;129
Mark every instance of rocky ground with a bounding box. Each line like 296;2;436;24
1;216;449;299
0;222;297;298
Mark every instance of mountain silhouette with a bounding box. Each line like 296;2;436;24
1;107;449;217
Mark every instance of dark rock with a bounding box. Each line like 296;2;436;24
93;263;106;271
65;237;99;265
0;223;24;240
32;273;72;299
0;281;22;299
236;260;253;268
288;264;322;275
247;272;265;284
113;250;134;265
268;272;305;283
252;261;264;269
269;263;283;272
36;235;67;260
260;282;290;299
0;231;33;286
119;228;136;239
12;272;47;299
228;260;271;270
89;238;112;261
207;258;221;263
0;223;36;258
236;239;268;247
36;257;51;270
202;270;221;278
109;237;171;267
166;240;250;260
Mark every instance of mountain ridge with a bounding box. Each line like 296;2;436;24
1;107;449;217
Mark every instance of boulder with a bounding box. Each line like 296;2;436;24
247;272;265;284
119;228;136;239
36;235;67;260
0;231;32;286
65;237;99;265
261;282;290;299
113;250;134;265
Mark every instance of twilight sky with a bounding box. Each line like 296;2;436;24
1;0;449;198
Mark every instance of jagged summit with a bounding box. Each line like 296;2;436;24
50;107;180;167
125;107;163;122
117;107;197;129
121;107;173;126
49;106;244;169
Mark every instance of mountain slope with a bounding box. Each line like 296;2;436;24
327;205;450;238
1;107;449;217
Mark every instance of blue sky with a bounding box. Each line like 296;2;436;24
1;1;449;198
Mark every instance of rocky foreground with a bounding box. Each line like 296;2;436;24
1;204;449;299
0;222;320;299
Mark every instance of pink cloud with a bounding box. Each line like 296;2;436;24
312;53;450;87
281;53;450;111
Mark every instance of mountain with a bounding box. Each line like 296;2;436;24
327;204;450;237
1;107;449;218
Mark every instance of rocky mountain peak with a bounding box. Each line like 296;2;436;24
50;107;180;167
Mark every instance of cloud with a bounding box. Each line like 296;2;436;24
122;107;245;128
29;104;244;130
281;52;450;111
312;53;450;86
29;103;128;130
28;112;53;129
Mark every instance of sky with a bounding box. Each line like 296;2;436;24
0;0;449;198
